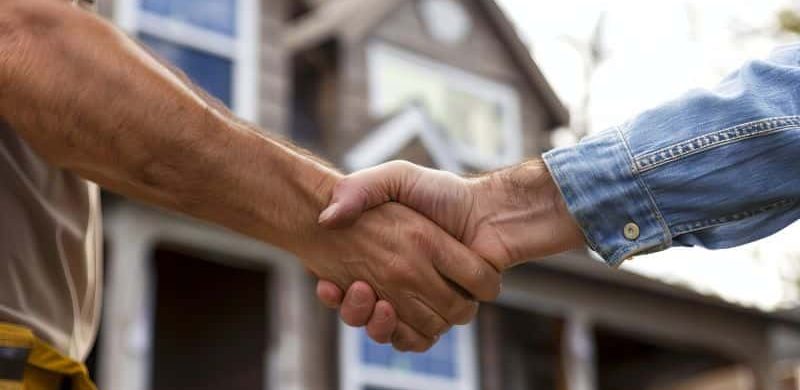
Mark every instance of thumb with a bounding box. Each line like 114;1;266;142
318;161;419;229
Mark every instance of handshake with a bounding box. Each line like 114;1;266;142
303;159;585;352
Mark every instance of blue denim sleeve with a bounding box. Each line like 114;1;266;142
543;43;800;267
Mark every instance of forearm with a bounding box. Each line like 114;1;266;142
0;0;336;254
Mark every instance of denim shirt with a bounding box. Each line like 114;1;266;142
543;43;800;267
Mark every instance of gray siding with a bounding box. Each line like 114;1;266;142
258;0;292;135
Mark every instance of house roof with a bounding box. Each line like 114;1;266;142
284;0;570;129
522;251;800;327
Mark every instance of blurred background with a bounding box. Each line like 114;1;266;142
91;0;800;389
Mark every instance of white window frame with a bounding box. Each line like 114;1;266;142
113;0;259;122
340;324;479;390
367;41;523;170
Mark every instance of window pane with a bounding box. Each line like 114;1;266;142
445;89;505;158
371;48;509;161
142;0;238;36
140;34;233;107
361;328;457;379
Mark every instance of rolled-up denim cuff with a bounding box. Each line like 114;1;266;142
543;127;672;267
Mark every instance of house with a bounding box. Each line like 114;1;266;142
92;1;800;390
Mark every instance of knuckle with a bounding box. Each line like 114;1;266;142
448;300;479;325
384;256;415;286
476;270;503;301
420;310;450;338
469;264;487;286
408;228;434;253
487;276;503;301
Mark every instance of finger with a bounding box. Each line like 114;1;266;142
432;234;503;303
405;229;484;326
340;281;377;327
392;321;437;353
397;293;453;339
316;280;344;309
366;300;398;344
319;161;421;229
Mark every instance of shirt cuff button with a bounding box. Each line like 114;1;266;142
624;222;640;240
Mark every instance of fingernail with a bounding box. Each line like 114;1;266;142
318;203;339;225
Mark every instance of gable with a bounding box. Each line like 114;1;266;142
373;0;522;87
284;0;568;129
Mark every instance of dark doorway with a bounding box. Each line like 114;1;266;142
594;326;736;390
151;247;268;390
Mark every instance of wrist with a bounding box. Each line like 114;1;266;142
474;159;585;267
210;126;342;256
269;148;342;255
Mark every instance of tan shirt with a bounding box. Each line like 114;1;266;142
0;0;102;361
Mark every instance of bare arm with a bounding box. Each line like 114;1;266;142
0;0;501;351
0;0;331;251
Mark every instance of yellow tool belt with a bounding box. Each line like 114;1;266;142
0;323;96;390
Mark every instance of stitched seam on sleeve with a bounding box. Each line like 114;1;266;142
614;125;673;250
672;198;799;235
635;116;800;173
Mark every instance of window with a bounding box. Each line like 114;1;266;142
115;0;259;120
341;325;478;390
367;42;522;169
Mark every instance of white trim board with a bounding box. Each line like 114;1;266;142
344;104;462;173
97;203;315;390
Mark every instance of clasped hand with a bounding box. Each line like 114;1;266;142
312;160;584;352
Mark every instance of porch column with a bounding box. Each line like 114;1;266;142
561;312;597;390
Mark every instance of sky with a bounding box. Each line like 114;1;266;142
496;0;800;309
